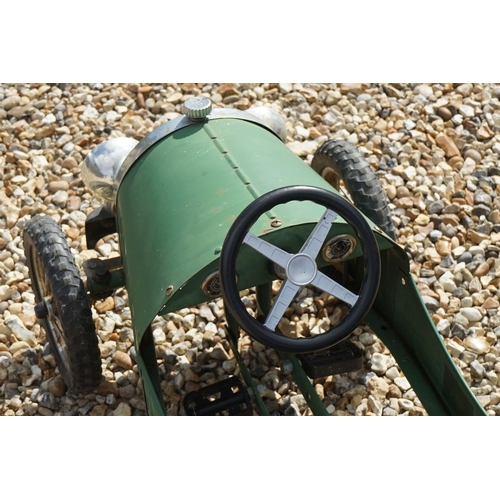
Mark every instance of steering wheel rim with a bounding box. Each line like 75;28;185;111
220;185;381;354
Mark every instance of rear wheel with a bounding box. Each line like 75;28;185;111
23;215;102;395
311;140;397;241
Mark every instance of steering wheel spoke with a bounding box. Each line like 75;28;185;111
300;208;337;258
243;232;292;269
310;271;358;306
264;279;301;331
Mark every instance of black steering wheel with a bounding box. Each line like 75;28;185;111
219;185;381;353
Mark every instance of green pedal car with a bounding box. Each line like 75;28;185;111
23;96;486;416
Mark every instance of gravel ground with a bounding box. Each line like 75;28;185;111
1;82;500;416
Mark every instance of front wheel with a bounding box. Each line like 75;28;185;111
311;140;397;241
23;215;102;395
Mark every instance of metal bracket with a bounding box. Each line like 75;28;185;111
85;205;117;250
83;257;125;300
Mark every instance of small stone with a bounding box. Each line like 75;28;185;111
436;240;451;256
385;366;400;380
90;405;107;416
437;319;451;337
0;285;13;301
459;104;475;118
436;133;461;158
119;384;136;399
218;84;240;98
182;314;196;329
340;83;365;94
460;307;483;323
394;377;411;392
279;83;293;94
48;377;67;397
464;336;491;355
110;402;132;416
4;315;36;346
464;149;482;163
209;343;230;361
437;107;452;121
48;181;69;193
199;304;215;322
402;166;417;181
447;339;465;358
287;140;318;157
474;262;490;277
470;360;486;379
153;328;166;344
483;298;499;309
367;375;389;399
415;84;433;98
113;351;133;370
94;296;115;313
476;395;491;408
370;353;391;375
399;398;414;412
97;380;119;396
62;157;78;170
367;396;383;416
38;407;54;416
166;92;183;104
52;190;68;207
386;185;397;200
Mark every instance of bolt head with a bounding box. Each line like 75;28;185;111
182;96;212;120
34;302;48;320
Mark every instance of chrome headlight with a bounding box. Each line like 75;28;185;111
80;137;138;203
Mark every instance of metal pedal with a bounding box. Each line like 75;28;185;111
297;340;363;378
183;377;252;416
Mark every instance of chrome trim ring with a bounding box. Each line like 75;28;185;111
322;234;358;263
113;108;280;203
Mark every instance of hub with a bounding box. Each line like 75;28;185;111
286;253;317;286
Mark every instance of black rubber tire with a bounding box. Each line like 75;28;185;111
311;140;397;241
23;215;101;395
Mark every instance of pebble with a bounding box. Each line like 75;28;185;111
460;308;483;323
287;140;319;157
48;181;69;193
96;380;119;397
113;351;133;370
437;107;452;121
470;360;486;379
48;377;67;397
394;377;411;392
0;286;13;301
110;402;132;416
4;315;36;346
464;337;490;355
464;149;482;163
436;133;461;157
370;353;392;375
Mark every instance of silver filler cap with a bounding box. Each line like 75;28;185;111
182;96;212;120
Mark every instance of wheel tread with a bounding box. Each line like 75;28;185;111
311;140;397;240
23;215;101;394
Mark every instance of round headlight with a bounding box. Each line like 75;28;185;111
80;137;138;203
